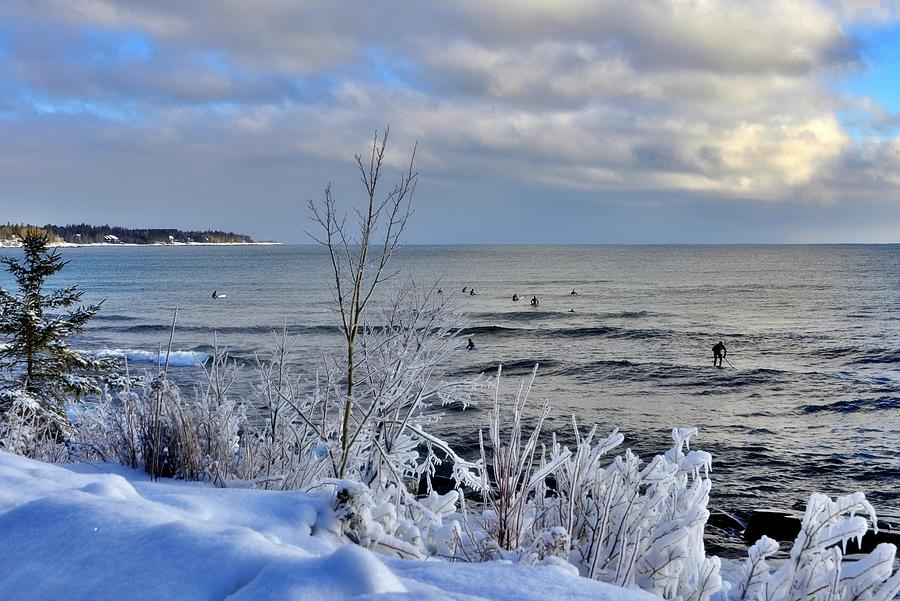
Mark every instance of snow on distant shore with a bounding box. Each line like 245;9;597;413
0;240;282;248
0;451;659;601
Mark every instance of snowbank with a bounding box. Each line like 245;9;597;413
0;452;659;601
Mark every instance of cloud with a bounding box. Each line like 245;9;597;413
0;0;897;242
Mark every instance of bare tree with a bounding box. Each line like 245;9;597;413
307;127;418;474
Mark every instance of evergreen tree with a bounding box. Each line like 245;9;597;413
0;230;109;424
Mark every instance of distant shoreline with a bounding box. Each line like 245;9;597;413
0;240;283;248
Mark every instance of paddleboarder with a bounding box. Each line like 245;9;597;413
712;341;727;367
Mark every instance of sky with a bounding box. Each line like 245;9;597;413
0;0;899;244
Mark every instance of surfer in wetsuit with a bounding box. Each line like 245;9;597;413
212;290;218;299
466;338;476;350
570;289;578;295
462;286;467;293
712;341;727;367
437;288;442;295
469;288;476;296
530;296;539;307
512;293;519;302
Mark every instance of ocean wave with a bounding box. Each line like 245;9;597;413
89;348;210;367
599;310;658;319
810;346;860;359
460;324;667;341
471;311;566;322
801;396;900;414
470;309;660;322
458;358;560;376
92;314;140;321
551;360;795;387
89;323;339;336
459;325;521;337
553;326;621;338
848;349;900;365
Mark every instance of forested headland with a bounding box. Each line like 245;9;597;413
0;223;254;244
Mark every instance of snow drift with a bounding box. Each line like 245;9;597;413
0;451;659;601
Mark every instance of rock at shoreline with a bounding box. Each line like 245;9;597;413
745;508;900;554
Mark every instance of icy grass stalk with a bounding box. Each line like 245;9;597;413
472;364;569;554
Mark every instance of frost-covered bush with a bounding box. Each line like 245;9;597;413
236;331;329;489
327;479;462;560
463;365;568;554
72;348;244;484
535;425;721;600
726;493;900;601
461;366;721;600
237;286;481;495
0;388;68;461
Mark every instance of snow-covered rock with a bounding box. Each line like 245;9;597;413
0;451;659;601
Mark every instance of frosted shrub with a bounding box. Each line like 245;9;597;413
237;331;330;489
190;346;245;484
465;366;720;600
465;365;570;555
73;349;245;484
0;388;68;461
554;427;721;600
328;479;463;560
348;286;480;489
727;493;900;601
238;286;481;495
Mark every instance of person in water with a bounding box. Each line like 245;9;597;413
570;289;578;295
466;338;476;350
437;288;442;295
530;296;539;307
512;293;519;302
212;290;218;298
712;341;727;367
469;288;476;296
462;286;467;293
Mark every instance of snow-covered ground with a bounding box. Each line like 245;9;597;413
0;451;659;601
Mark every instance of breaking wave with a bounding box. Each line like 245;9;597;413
89;348;210;367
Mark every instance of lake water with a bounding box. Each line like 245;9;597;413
2;244;898;554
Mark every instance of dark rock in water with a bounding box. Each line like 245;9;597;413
705;509;750;558
709;508;747;532
744;509;803;545
745;508;900;554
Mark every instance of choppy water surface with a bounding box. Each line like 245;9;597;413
2;244;898;553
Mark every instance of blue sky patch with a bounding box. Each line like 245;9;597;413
81;27;153;64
